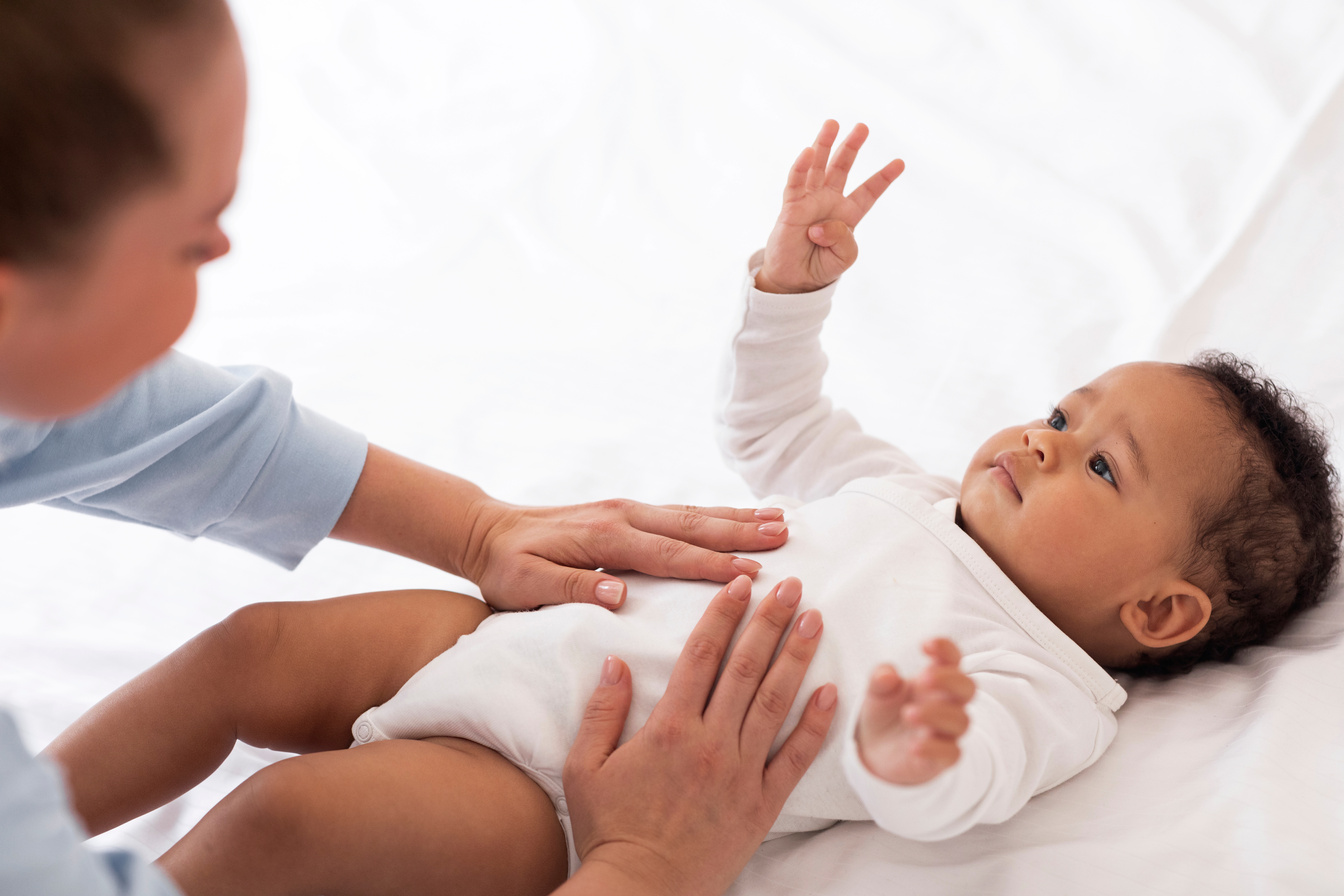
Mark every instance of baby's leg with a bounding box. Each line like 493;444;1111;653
158;736;567;896
44;589;492;836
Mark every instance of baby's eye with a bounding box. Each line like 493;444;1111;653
1046;407;1068;431
1090;454;1116;486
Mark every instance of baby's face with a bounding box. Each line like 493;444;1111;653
958;362;1234;664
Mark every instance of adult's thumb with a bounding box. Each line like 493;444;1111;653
564;656;633;782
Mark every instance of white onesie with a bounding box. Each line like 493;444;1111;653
352;253;1128;874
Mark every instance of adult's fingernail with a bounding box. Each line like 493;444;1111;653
595;580;625;607
777;577;802;608
796;609;821;639
758;521;786;537
601;655;622;686
732;557;762;575
815;683;837;711
754;507;784;521
727;574;752;600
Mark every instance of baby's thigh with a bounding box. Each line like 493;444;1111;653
220;589;493;752
160;737;567;896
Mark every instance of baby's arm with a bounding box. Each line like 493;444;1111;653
717;122;955;502
843;652;1114;842
855;639;974;786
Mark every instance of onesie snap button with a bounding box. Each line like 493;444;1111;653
556;796;568;814
355;721;372;742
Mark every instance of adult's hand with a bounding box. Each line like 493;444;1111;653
331;445;789;610
556;575;837;896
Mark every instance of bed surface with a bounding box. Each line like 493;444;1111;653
3;1;1342;893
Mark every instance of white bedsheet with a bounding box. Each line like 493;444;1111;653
3;1;1342;893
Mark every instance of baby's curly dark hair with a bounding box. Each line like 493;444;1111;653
1126;352;1341;678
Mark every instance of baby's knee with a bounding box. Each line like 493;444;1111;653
205;601;291;671
221;756;330;854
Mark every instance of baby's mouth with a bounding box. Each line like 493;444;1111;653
991;452;1022;501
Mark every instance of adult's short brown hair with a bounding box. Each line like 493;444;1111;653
0;0;222;264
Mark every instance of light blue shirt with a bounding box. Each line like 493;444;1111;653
1;350;368;894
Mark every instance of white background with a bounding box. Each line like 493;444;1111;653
4;1;1344;893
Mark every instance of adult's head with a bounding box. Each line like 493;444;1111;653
0;0;245;420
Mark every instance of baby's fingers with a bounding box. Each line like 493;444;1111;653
846;157;905;221
857;664;910;733
905;730;962;771
922;638;962;667
804;119;840;191
824;122;869;192
903;700;970;739
783;145;815;200
914;664;976;706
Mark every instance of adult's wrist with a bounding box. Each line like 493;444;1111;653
555;845;685;896
455;493;511;586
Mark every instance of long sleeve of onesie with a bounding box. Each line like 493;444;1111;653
716;251;1123;842
716;250;958;505
0;349;368;569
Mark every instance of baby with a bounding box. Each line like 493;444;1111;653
50;122;1340;896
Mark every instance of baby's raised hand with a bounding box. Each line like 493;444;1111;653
755;120;904;294
855;638;974;786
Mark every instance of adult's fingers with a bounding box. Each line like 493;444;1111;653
624;502;789;555
563;655;633;787
762;683;837;813
492;556;629;609
704;579;803;732
656;576;754;719
736;605;825;762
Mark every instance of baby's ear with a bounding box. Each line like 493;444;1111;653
1120;581;1212;649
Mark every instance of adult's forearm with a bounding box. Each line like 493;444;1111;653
328;443;484;578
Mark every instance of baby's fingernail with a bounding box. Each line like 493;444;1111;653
754;507;784;521
796;609;822;639
777;577;802;608
727;574;752;600
758;521;787;537
732;557;762;575
815;683;837;711
601;655;623;686
595;580;625;606
809;225;825;240
872;667;902;695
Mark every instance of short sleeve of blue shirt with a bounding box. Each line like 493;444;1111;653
0;350;368;568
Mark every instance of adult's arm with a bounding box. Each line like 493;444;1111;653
0;351;788;607
556;576;837;896
0;712;182;896
330;445;788;608
0;350;366;569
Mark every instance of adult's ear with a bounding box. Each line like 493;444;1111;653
1120;581;1213;649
